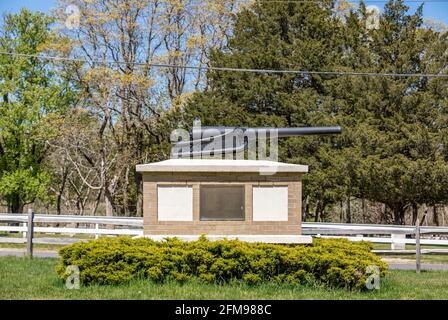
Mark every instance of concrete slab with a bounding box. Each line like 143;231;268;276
136;159;308;173
139;234;313;244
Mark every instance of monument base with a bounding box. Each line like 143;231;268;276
136;234;312;244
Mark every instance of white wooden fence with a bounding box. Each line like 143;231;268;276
302;222;448;246
1;210;448;260
0;210;143;256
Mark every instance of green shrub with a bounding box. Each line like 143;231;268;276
56;236;388;290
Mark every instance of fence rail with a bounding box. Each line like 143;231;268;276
0;214;143;226
302;222;448;250
302;222;448;235
1;211;447;264
0;210;143;255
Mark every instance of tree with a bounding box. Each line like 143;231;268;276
49;0;239;216
183;0;350;221
333;1;448;224
183;0;448;224
0;9;72;213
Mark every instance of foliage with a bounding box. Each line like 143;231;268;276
0;9;73;212
183;0;448;224
43;0;241;216
0;1;446;223
1;256;448;299
56;237;387;290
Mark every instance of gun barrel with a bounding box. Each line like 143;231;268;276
172;125;342;157
199;126;342;137
275;126;342;137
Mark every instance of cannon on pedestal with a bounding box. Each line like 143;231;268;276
171;125;342;158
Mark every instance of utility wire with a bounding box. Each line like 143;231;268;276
254;0;447;3
248;0;448;3
0;51;447;78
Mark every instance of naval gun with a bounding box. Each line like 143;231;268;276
171;125;342;158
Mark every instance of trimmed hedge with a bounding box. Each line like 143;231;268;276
56;237;388;290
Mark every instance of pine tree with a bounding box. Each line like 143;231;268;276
184;0;448;224
332;1;448;224
184;0;347;221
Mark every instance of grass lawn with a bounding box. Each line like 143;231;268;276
1;256;448;300
0;243;66;251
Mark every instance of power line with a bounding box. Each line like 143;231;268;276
0;51;447;78
251;0;448;3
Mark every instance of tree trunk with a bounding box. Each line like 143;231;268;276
104;187;115;230
433;205;439;226
393;205;405;225
443;207;447;226
123;166;130;217
304;202;309;222
340;201;344;223
9;194;23;213
136;172;143;217
105;188;114;217
412;203;418;226
56;163;69;216
56;193;62;216
91;189;102;216
346;197;351;223
421;208;428;225
361;198;367;223
314;201;320;222
302;195;309;222
8;194;23;232
320;201;326;222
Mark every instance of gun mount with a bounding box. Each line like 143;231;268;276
171;125;342;158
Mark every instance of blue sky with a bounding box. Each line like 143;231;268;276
0;0;57;15
0;0;447;23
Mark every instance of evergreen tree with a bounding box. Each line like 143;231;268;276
184;0;447;224
184;0;347;221
331;1;448;224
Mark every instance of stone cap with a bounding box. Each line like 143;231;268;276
137;234;313;244
136;159;308;173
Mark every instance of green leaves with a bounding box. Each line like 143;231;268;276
0;169;50;205
184;0;448;223
0;9;71;212
56;237;387;290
